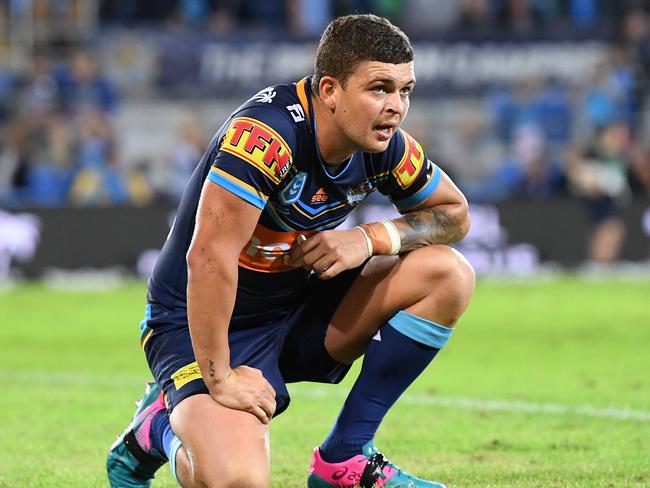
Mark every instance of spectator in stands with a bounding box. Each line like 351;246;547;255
567;121;633;264
506;123;565;198
397;0;459;34
455;0;494;33
629;145;650;196
621;9;650;129
0;126;21;205
566;0;598;30
8;50;75;206
496;0;546;35
582;46;635;131
287;0;333;36
438;110;503;187
168;114;206;202
535;77;573;153
485;79;547;145
461;121;564;202
68;111;130;206
58;49;118;116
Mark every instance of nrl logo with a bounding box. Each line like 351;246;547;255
252;87;276;104
278;171;307;205
345;181;372;207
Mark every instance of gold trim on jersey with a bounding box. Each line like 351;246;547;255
295;78;311;124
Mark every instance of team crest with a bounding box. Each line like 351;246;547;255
345;181;372;207
278;171;308;205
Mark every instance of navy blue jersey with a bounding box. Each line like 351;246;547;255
147;77;442;317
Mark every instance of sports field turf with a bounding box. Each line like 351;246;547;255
1;276;649;487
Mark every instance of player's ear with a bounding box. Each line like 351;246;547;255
318;76;338;113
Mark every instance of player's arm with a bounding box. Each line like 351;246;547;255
289;169;469;280
381;168;470;251
186;181;277;424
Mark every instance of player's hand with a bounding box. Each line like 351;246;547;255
209;365;277;424
285;229;369;279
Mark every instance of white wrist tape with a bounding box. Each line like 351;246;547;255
381;220;401;255
354;225;373;259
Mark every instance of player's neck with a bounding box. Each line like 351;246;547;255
312;94;355;166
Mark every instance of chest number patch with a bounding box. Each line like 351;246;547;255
221;117;293;184
392;132;425;189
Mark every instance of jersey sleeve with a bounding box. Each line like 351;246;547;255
376;129;442;213
206;106;296;209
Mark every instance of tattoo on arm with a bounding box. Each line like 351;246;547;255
208;359;216;378
393;207;464;250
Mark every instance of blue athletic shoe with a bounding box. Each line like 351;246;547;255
106;382;168;487
307;440;446;488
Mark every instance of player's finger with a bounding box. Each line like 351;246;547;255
250;404;270;424
301;245;330;270
316;261;341;280
311;254;336;274
285;234;308;265
259;394;277;418
254;394;275;420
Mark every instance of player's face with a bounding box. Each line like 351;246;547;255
335;60;415;153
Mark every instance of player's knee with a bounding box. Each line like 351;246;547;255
411;246;475;324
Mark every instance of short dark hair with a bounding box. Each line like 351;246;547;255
312;14;414;94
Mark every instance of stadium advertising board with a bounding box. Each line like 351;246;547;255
102;32;607;96
1;201;648;280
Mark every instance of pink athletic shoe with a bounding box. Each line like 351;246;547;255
307;441;446;488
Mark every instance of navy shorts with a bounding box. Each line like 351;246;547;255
142;267;361;416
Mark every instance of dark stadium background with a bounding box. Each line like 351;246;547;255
1;0;649;282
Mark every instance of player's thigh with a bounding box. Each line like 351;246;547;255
325;245;474;362
170;394;270;488
278;267;362;384
144;317;293;415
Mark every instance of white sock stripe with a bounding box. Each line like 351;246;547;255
169;436;183;486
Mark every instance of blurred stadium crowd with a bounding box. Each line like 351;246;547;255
0;0;649;215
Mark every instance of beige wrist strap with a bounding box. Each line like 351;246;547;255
354;226;373;259
381;220;401;255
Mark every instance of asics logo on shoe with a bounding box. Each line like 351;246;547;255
331;466;361;484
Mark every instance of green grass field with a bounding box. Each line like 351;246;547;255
1;277;649;487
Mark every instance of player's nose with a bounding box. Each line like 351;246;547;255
385;91;407;116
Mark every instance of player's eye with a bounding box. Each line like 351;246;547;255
371;85;387;94
400;86;413;96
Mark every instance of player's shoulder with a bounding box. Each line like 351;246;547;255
233;79;309;131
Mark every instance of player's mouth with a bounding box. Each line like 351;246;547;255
374;123;395;140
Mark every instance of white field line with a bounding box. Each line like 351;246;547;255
5;369;650;423
289;387;650;422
